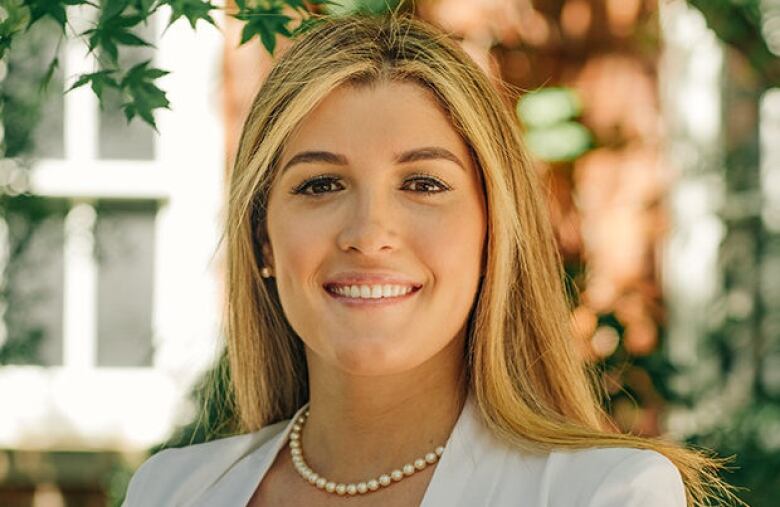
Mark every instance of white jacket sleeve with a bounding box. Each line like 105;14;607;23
585;450;687;507
121;448;176;507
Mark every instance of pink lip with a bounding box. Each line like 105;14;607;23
323;272;422;288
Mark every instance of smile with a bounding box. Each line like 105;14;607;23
324;283;422;306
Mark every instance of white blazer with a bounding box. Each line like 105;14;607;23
123;393;686;506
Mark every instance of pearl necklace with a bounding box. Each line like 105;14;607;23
288;408;446;496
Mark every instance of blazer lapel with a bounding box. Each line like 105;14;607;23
420;392;508;507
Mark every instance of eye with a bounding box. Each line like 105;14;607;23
290;175;344;196
289;173;452;197
402;175;451;195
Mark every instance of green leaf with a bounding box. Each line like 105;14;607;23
101;0;129;21
130;0;157;17
0;0;32;59
66;69;120;107
26;0;69;30
162;0;217;29
119;60;171;129
82;6;152;63
234;7;292;53
524;122;593;162
39;56;59;93
113;30;150;45
325;0;397;15
516;87;583;129
121;59;170;84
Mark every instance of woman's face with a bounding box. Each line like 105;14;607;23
264;80;487;377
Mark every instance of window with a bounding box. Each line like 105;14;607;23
95;200;157;367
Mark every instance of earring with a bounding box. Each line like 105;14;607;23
261;266;272;278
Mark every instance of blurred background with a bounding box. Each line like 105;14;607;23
1;0;778;505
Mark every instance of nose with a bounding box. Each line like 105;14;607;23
336;190;398;255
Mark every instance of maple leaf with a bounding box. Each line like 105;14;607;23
119;60;171;129
128;0;157;17
233;4;292;54
161;0;217;29
82;0;153;62
27;0;87;31
66;68;121;108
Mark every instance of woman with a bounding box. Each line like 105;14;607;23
123;13;737;507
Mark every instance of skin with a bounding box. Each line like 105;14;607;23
250;80;487;506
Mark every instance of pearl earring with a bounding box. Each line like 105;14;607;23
261;266;272;278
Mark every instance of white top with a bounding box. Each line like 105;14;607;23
123;393;686;506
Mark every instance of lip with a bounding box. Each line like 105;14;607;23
322;272;423;288
322;272;423;308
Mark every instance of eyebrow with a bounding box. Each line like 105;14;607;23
280;146;466;173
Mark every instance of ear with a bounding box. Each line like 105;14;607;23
261;240;275;271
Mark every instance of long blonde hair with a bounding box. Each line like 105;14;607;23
222;13;740;506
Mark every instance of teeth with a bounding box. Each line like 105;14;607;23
330;284;415;299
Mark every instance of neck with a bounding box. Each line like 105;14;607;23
299;334;468;482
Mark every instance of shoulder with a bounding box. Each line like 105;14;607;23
122;420;288;507
544;447;686;507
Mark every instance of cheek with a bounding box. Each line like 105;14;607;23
268;214;328;296
414;204;486;289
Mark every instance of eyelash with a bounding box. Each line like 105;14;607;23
289;173;452;197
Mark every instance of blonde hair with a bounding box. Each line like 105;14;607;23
222;13;740;506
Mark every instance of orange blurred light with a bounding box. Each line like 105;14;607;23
606;0;642;37
519;9;551;47
561;0;592;39
624;319;658;356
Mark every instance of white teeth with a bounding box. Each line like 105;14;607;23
330;284;415;299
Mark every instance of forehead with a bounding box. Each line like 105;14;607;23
280;80;469;161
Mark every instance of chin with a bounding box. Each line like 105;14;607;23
327;337;425;377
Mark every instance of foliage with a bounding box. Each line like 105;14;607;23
2;0;779;504
688;0;780;86
688;402;780;505
0;194;67;365
325;0;399;16
516;87;593;163
0;0;337;129
1;0;778;129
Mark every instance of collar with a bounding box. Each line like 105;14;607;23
217;391;502;506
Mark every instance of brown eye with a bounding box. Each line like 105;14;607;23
291;176;344;196
403;177;449;195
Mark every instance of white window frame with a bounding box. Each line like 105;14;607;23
0;5;225;452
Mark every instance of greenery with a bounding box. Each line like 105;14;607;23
0;0;337;129
516;87;592;162
0;0;777;129
2;0;779;504
687;0;780;86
